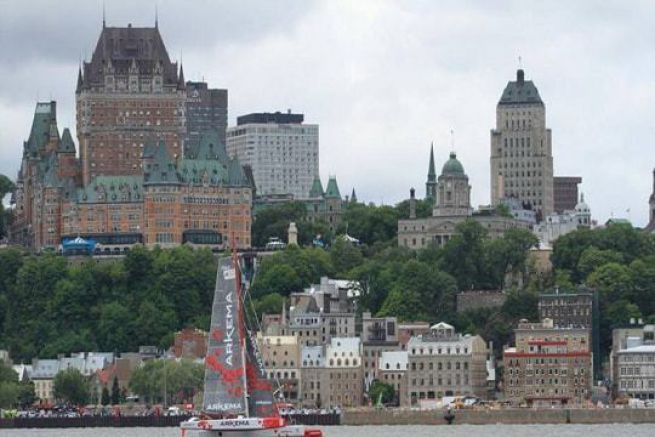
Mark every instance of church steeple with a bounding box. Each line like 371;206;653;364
427;142;436;182
425;142;437;203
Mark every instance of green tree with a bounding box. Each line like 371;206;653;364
577;247;624;281
395;198;433;219
439;220;490;290
129;359;203;405
101;385;110;406
111;376;120;405
339;203;399;245
252;202;307;247
53;368;89;406
369;380;395;405
97;302;135;352
251;263;302;298
0;174;16;239
330;238;364;276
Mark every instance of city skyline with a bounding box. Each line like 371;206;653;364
1;1;654;226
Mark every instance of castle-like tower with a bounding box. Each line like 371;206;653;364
490;69;554;221
434;152;472;217
76;22;186;185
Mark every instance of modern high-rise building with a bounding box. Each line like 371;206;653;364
185;81;228;155
226;112;319;200
76;22;187;186
553;176;582;213
490;69;554;221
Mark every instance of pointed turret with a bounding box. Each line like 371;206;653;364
309;176;324;198
76;66;83;93
350;188;357;203
178;63;186;90
59;128;76;154
324;176;341;199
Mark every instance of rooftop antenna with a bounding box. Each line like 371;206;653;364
518;55;523;69
102;2;106;28
450;129;455;153
155;3;159;28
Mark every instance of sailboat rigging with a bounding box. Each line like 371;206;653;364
180;254;323;436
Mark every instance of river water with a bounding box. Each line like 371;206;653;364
3;424;655;437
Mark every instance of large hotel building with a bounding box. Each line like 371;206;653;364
10;23;252;252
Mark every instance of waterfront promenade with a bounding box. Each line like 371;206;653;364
343;407;655;425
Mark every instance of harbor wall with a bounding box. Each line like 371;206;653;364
343;408;655;425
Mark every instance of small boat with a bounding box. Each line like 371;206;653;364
180;255;323;437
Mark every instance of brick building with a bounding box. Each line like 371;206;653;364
553;176;582;213
172;328;208;359
10;23;252;252
503;318;592;407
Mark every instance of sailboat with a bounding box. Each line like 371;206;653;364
180;255;323;437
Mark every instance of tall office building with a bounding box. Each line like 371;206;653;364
553;176;582;213
185;81;228;155
76;22;186;185
226;112;319;199
490;69;554;221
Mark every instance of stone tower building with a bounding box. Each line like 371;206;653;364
76;22;186;185
425;143;437;203
434;152;472;217
490;69;554;221
646;168;655;233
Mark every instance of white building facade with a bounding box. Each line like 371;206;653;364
226;112;319;200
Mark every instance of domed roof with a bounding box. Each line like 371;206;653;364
441;152;465;175
575;193;590;213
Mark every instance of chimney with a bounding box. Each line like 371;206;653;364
409;188;416;219
517;69;525;84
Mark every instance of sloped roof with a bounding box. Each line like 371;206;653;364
25;102;57;156
59;128;76;153
143;141;182;185
498;69;543;106
324;177;341;198
81;25;178;87
77;175;143;203
309;177;324;198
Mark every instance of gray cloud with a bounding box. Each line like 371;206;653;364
1;0;654;226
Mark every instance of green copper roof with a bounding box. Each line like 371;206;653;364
309;177;324;198
499;69;543;106
59;128;76;153
427;143;436;182
77;175;143;203
324;177;341;199
143;141;182;185
441;152;465;176
187;129;229;162
25;102;57;156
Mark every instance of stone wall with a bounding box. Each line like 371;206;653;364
343;408;655;425
456;290;507;313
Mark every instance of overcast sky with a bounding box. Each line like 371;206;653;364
1;0;654;225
